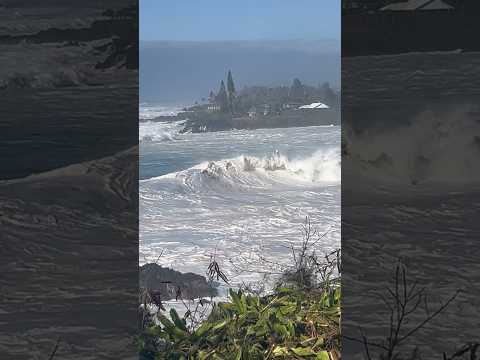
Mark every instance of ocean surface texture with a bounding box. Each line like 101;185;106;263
140;106;341;291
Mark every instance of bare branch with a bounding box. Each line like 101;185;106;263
47;338;61;360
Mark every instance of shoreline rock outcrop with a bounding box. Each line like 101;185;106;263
140;263;218;301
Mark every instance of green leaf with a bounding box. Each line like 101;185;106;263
255;325;268;337
275;287;294;295
235;347;242;360
272;346;289;357
240;294;247;313
158;314;174;330
170;308;187;331
273;323;289;338
291;347;316;356
316;350;330;360
194;322;212;337
157;313;187;340
280;303;297;315
198;350;210;360
212;320;228;331
229;289;244;313
313;336;325;349
286;321;295;337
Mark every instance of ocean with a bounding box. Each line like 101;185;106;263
342;51;480;358
139;104;341;291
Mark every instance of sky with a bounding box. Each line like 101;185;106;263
140;0;340;42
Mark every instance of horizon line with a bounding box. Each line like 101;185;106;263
139;38;340;43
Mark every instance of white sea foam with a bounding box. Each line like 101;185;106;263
140;125;341;289
143;149;340;192
139;104;184;120
0;41;109;90
139;120;184;142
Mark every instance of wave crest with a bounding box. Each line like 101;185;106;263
139;121;184;143
0;68;91;89
142;149;340;195
344;105;480;184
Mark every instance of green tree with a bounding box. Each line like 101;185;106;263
227;70;236;96
289;78;305;102
227;70;236;114
216;80;229;112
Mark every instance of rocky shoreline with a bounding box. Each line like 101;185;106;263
142;110;340;134
140;263;218;301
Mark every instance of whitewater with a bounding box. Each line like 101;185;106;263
139;107;340;289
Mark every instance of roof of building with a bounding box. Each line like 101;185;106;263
381;0;453;11
298;102;330;109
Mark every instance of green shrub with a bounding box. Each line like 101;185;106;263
139;285;340;360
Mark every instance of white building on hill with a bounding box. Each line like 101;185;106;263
298;102;330;110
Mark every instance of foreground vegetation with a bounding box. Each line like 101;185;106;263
139;285;340;359
139;219;341;359
137;218;475;359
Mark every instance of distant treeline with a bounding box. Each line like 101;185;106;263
193;72;340;115
235;80;340;113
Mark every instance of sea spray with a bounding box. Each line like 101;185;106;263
139;120;184;143
344;105;480;185
142;149;341;194
140;125;340;289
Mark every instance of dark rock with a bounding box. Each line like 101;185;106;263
179;110;340;134
140;263;218;301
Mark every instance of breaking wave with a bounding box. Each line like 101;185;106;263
0;68;92;89
142;149;340;193
344;105;480;184
139;104;184;120
139;120;184;143
0;40;103;90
